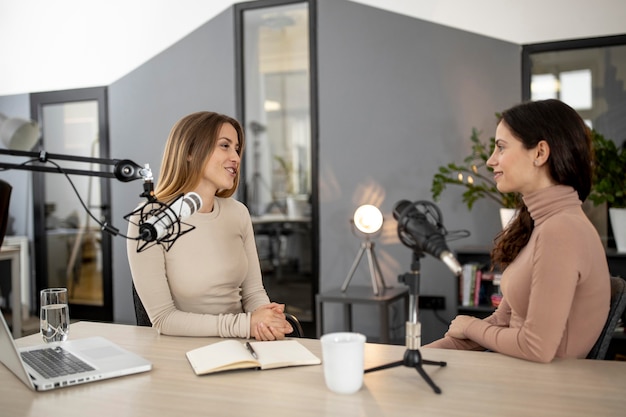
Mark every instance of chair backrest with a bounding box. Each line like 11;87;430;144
132;281;152;327
0;179;12;247
285;313;304;338
586;276;626;360
132;280;304;338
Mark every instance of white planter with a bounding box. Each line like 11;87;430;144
286;194;310;218
609;207;626;253
499;208;518;229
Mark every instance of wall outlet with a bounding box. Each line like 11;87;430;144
419;295;446;310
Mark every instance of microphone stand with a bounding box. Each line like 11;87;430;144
364;251;447;394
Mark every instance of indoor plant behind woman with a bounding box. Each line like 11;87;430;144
587;129;626;252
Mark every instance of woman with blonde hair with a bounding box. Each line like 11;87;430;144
128;111;292;340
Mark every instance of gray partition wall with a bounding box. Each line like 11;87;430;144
315;0;520;342
108;7;238;323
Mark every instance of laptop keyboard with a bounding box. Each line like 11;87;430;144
21;347;95;379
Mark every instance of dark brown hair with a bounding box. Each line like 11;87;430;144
491;99;593;269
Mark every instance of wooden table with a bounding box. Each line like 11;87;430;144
2;321;625;417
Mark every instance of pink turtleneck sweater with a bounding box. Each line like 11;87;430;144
425;185;610;363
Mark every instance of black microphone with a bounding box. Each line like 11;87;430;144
139;192;203;242
393;200;463;276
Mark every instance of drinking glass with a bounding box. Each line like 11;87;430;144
40;288;70;343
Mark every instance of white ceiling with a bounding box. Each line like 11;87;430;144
0;0;624;96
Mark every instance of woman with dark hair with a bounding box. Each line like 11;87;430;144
127;111;292;340
424;99;610;363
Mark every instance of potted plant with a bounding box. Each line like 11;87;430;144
588;129;626;252
431;127;518;228
274;155;309;218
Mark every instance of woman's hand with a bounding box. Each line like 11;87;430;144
445;315;475;339
250;303;293;341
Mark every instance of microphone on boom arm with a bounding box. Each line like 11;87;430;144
393;200;465;276
125;192;203;253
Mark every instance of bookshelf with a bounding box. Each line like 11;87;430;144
456;248;498;319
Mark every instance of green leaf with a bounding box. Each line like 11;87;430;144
589;129;626;208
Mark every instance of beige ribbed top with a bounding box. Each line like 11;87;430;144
127;197;270;338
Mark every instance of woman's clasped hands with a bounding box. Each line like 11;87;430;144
251;303;293;341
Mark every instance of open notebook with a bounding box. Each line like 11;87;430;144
0;311;152;391
186;339;321;375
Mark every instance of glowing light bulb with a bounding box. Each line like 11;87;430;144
353;205;383;234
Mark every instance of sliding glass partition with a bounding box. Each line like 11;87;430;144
235;0;318;334
30;87;113;321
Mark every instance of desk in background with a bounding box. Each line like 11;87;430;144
0;243;21;337
251;214;311;280
3;321;625;417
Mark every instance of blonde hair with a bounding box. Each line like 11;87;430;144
154;111;245;202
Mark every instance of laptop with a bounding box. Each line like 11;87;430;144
0;311;152;391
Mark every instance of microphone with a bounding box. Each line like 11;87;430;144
138;192;203;243
393;200;463;276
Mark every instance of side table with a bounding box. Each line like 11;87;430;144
316;286;409;343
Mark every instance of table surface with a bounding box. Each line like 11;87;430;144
317;285;409;302
2;321;626;417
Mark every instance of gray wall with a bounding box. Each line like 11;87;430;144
108;7;237;323
1;0;521;342
316;0;520;342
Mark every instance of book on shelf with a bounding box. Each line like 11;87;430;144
473;269;482;307
461;262;499;307
186;339;321;375
460;263;480;306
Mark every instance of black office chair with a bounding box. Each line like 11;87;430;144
0;179;12;247
131;280;304;337
586;276;626;360
285;312;304;338
132;281;152;327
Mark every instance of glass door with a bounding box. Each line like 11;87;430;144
235;0;318;333
30;87;113;321
523;36;626;250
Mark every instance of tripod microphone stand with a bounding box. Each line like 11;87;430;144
364;252;446;394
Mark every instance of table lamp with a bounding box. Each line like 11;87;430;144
0;113;40;151
341;204;387;295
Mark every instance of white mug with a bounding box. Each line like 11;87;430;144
320;332;366;394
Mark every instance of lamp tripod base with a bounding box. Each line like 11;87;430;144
341;239;387;295
364;342;446;394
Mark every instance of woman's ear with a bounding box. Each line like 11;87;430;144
535;140;550;166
